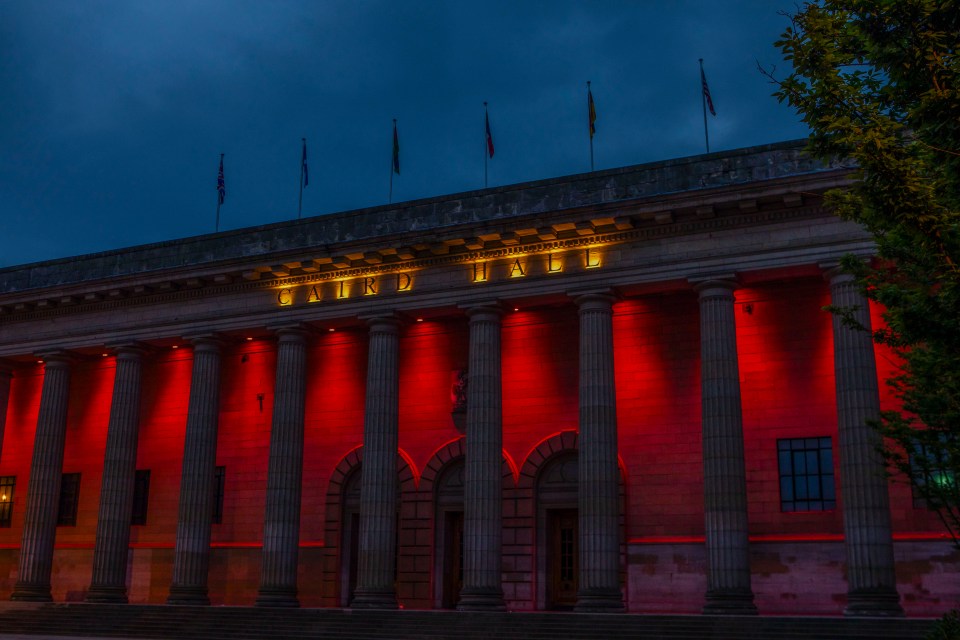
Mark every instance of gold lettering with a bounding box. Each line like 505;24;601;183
338;280;348;299
364;277;377;296
473;262;487;283
396;272;412;291
306;285;322;303
585;247;601;268
547;253;563;273
509;259;526;278
277;288;293;306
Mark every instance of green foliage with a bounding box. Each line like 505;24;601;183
768;1;960;544
927;610;960;640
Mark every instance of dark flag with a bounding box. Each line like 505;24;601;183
485;107;495;158
588;84;597;138
392;120;400;174
701;65;716;116
301;138;309;188
217;154;225;205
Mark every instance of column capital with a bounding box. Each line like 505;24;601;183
362;314;402;334
185;335;224;353
105;344;149;360
822;264;857;286
36;351;74;368
462;302;503;321
691;276;739;294
570;289;617;310
268;324;310;342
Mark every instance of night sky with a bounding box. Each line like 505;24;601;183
0;1;809;269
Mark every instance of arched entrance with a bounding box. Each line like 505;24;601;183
434;459;464;609
339;468;362;607
537;452;579;610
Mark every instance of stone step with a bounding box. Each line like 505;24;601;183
0;604;934;640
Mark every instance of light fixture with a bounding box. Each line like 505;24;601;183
37;359;44;364
416;318;423;322
513;307;519;312
101;353;109;357
171;345;179;350
328;328;336;332
246;336;254;341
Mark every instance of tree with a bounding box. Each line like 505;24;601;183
766;1;959;545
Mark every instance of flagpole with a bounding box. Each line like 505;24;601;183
389;119;395;203
215;153;223;232
587;81;595;171
298;137;305;219
484;102;489;189
699;59;710;153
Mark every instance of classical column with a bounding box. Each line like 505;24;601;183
11;354;72;601
827;269;903;616
696;280;756;614
0;362;12;466
256;327;308;607
168;337;223;605
352;316;401;609
573;292;623;613
458;304;506;611
87;346;145;603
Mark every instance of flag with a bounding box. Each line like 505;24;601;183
485;106;495;158
701;65;716;116
217;154;225;205
301;138;308;187
588;84;597;138
392;120;400;174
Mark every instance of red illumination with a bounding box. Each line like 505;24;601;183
171;345;179;349
245;336;254;341
328;327;335;332
416;318;423;322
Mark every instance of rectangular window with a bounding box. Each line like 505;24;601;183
910;434;956;510
58;473;81;526
212;465;225;525
0;476;15;528
778;437;836;512
131;469;151;526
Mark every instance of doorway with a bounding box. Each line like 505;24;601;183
547;508;578;609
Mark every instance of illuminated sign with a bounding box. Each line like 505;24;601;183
274;247;604;308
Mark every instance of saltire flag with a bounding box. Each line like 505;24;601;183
217;154;225;205
301;138;309;187
701;65;716;116
485;106;495;158
392;120;400;174
588;84;597;138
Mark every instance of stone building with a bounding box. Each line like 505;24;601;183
0;140;955;615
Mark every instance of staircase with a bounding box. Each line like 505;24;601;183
0;603;935;640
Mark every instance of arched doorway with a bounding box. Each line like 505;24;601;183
537;452;579;610
434;459;464;609
339;468;362;607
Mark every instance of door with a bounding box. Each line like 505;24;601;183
441;510;464;608
547;508;578;609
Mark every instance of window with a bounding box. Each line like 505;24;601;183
0;476;14;528
212;466;225;525
778;438;836;512
910;434;956;510
131;470;151;526
58;473;81;526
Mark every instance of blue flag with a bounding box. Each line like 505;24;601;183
217;154;225;204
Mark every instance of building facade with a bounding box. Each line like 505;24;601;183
0;141;956;615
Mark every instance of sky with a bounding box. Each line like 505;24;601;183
0;1;810;269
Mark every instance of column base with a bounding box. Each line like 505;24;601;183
255;586;300;608
85;585;129;603
350;587;398;609
10;582;52;602
167;585;210;606
844;588;904;617
457;586;506;611
703;588;757;615
574;587;624;613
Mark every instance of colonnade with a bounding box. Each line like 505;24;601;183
2;276;902;615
